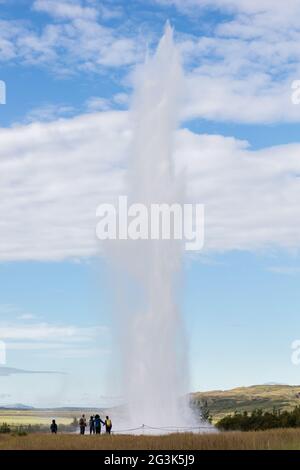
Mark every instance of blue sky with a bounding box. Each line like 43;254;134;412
1;0;300;407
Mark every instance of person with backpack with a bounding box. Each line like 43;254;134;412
50;419;57;434
89;415;95;434
104;416;112;434
94;414;105;434
79;414;87;435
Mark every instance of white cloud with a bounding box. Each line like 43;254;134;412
98;3;124;21
113;92;129;106
1;1;300;124
0;3;142;72
182;74;298;124
17;314;37;321
0;323;106;341
85;96;112;112
0;366;63;376
24;104;75;123
0;304;37;320
177;25;300;123
175;129;300;252
1;111;300;259
37;347;110;359
0;319;109;358
157;0;300;21
154;0;300;123
85;94;130;112
0;20;26;61
0;111;128;261
33;0;98;20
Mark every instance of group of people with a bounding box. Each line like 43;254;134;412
79;414;112;435
50;414;112;435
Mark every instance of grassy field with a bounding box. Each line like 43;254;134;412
192;384;300;422
0;414;72;426
0;409;99;426
1;429;300;450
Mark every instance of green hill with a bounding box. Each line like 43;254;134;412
191;384;300;423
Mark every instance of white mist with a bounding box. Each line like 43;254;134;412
105;24;210;433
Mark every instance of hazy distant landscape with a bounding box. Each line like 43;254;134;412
2;385;300;449
1;385;300;428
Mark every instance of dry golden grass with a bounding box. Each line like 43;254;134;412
1;429;300;450
0;410;86;426
0;415;72;426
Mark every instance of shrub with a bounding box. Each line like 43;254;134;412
216;406;300;431
0;423;11;434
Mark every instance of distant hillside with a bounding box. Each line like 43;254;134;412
3;385;300;425
191;385;300;422
0;404;35;410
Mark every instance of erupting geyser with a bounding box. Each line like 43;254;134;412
106;23;210;433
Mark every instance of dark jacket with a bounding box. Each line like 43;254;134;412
50;423;58;433
94;416;105;428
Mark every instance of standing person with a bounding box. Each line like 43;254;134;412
79;414;87;435
104;416;112;434
89;415;95;435
50;419;58;434
94;414;105;434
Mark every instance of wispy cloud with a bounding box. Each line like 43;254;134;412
267;266;300;275
1;323;107;341
155;0;300;123
1;1;300;123
0;305;38;321
17;314;37;321
85;93;129;112
24;104;75;123
156;0;300;22
0;319;110;359
33;0;99;20
85;96;112;112
0;1;143;74
0;366;65;376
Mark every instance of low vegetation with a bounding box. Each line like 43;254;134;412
216;406;300;431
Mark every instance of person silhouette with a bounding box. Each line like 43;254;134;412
89;415;95;434
50;419;57;434
79;414;87;435
104;416;112;434
94;414;105;434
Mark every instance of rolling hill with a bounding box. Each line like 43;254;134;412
191;384;300;422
